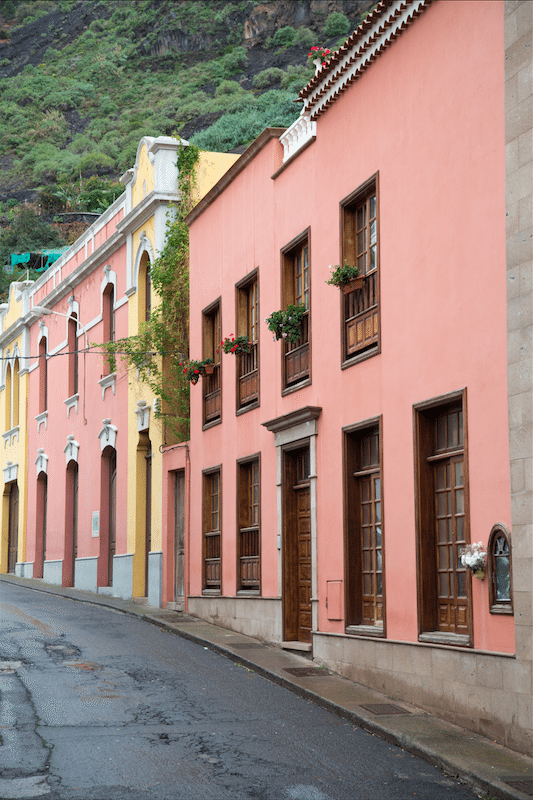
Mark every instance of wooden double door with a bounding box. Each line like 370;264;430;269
7;482;19;574
283;446;312;643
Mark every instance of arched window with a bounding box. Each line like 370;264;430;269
488;524;513;614
4;359;20;430
138;252;151;324
102;284;115;377
68;314;79;397
4;362;11;430
39;338;48;413
12;359;19;427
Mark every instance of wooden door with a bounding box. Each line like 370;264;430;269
283;447;312;643
434;456;469;634
145;443;152;594
174;470;185;601
108;453;117;584
7;482;19;574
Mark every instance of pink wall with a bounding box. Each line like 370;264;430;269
26;240;129;584
188;1;513;652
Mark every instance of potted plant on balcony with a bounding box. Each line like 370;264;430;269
308;45;333;73
179;359;213;384
326;263;364;294
220;335;252;355
460;542;487;580
265;304;307;343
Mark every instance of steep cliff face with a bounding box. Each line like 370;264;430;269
243;0;354;45
137;0;373;58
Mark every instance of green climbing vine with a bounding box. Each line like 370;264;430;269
102;142;199;443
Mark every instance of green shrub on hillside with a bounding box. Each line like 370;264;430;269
280;63;314;92
252;68;285;90
209;46;248;83
214;80;242;96
78;151;115;177
294;27;317;49
323;12;351;38
191;89;300;152
265;26;297;50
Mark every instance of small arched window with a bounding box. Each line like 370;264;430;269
102;284;115;377
488;524;513;614
39;338;48;413
68;313;79;397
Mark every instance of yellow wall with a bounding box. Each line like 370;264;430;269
126;145;238;598
0;315;29;573
194;151;240;202
131;141;155;208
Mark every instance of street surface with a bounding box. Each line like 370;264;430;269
0;583;482;800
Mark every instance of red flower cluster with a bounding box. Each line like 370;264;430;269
308;45;332;67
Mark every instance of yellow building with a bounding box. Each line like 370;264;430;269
0;279;32;574
120;137;238;605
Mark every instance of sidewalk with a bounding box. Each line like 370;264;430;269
1;573;532;800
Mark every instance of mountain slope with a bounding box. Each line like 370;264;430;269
0;0;374;201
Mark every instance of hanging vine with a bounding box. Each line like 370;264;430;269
102;142;199;443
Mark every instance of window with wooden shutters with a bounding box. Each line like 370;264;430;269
102;284;115;377
202;301;221;425
415;394;472;644
237;458;260;592
203;469;221;592
68;314;79;397
39;338;47;413
281;233;310;390
341;177;379;362
488;524;513;614
236;273;259;410
345;421;385;634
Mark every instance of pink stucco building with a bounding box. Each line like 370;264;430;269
186;0;530;752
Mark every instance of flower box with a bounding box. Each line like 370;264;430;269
340;276;365;294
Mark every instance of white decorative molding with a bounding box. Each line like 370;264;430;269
2;426;20;448
64;393;79;418
279;115;317;163
35;448;48;475
3;460;18;483
64;434;80;465
98;373;116;400
35;410;48;432
136;400;150;432
98;418;118;451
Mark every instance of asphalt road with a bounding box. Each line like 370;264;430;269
0;582;482;800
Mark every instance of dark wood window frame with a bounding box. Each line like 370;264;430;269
236;454;261;594
281;228;311;394
202;466;222;594
340;174;380;367
99;446;117;588
343;417;386;637
488;523;513;615
202;298;222;429
414;389;473;647
64;461;78;587
4;362;11;430
38;337;48;413
235;270;259;414
102;283;115;378
68;313;79;398
34;472;47;579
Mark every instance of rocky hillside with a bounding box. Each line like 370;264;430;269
0;0;374;203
